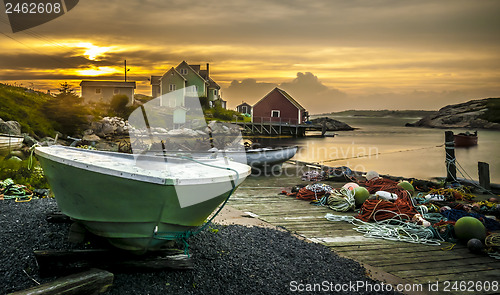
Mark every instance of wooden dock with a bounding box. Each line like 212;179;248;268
234;118;324;137
227;165;500;295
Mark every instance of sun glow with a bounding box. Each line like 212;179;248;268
77;66;119;76
75;42;111;60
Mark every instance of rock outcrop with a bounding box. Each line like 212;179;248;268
84;117;130;140
406;98;500;130
0;118;21;135
310;117;354;131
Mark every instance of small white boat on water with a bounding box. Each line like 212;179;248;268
244;146;298;172
0;133;23;152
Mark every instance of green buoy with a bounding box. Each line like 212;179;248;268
397;181;414;195
454;216;486;241
354;187;370;207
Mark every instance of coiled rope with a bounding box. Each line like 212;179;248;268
324;187;355;212
325;213;443;246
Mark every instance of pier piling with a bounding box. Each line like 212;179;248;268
445;131;457;182
478;161;491;191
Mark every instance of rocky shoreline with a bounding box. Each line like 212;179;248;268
406;98;500;130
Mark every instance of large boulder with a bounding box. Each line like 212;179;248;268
0;120;21;135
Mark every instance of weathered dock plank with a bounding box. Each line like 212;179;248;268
229;169;500;294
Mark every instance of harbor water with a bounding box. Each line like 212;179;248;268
252;116;500;183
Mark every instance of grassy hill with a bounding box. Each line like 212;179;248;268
0;83;56;138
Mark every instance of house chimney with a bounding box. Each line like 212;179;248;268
206;63;210;77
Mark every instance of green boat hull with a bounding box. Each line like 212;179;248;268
38;155;237;253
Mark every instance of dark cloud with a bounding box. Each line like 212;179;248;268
279;72;348;112
223;72;348;113
223;72;500;113
223;79;277;106
1;0;499;112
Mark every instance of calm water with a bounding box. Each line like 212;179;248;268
253;116;500;183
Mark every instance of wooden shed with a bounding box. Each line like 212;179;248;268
236;102;252;115
252;88;307;124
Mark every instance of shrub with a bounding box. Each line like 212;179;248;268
42;93;91;136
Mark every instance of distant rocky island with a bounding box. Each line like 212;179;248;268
309;117;354;131
406;98;500;130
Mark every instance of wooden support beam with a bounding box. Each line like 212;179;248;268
445;131;457;182
34;248;193;277
45;212;71;223
478;161;491;191
8;268;113;295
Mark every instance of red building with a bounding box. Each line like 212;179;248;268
252;88;307;124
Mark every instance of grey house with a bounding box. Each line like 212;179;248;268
80;80;136;105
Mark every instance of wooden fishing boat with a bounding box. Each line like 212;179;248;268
0;133;23;152
35;145;251;253
454;131;477;147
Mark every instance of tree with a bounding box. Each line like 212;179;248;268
43;82;90;136
58;82;75;95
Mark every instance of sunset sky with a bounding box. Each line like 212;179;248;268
1;0;499;113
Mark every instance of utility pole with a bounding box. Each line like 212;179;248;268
124;60;127;82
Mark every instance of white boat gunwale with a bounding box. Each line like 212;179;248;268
35;146;250;186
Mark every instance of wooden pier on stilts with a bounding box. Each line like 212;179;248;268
234;118;327;137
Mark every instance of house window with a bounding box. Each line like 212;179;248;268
271;110;280;118
114;89;120;94
213;89;218;96
169;84;176;91
95;88;101;94
180;68;188;75
241;106;247;113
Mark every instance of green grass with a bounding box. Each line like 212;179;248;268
203;106;247;122
0;84;56;137
0;157;49;189
480;98;500;123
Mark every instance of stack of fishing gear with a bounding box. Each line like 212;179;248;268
357;178;416;222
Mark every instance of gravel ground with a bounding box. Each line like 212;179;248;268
1;199;401;294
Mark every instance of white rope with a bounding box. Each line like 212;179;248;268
325;213;443;246
446;156;496;196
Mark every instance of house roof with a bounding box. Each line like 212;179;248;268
254;87;305;111
150;75;161;85
160;67;187;81
189;64;201;73
207;77;220;89
80;80;136;88
175;61;209;85
236;102;252;108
